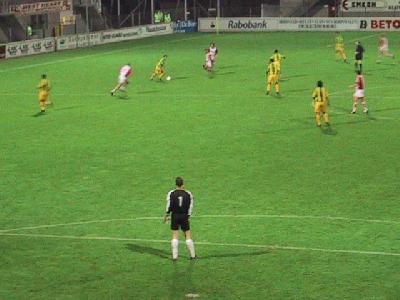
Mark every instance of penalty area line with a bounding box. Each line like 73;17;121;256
1;232;400;257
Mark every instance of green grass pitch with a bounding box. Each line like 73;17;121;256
1;31;399;299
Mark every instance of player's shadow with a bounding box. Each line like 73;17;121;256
32;112;45;117
199;249;270;260
218;64;240;70
286;88;309;93
55;106;82;111
125;243;170;258
171;76;189;80
136;90;160;94
320;125;337;136
280;74;307;81
117;94;130;100
170;257;198;299
215;71;235;76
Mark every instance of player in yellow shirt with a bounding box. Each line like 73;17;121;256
150;54;167;80
312;80;330;127
37;74;51;113
266;58;280;96
270;49;285;79
335;32;348;63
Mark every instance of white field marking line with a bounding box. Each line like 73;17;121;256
329;108;398;121
326;33;379;48
329;84;400;96
0;217;161;233
1;214;399;233
1;232;400;257
0;36;202;73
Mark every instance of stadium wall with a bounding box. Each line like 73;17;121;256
198;17;400;32
2;23;173;59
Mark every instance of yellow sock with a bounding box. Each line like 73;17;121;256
275;83;280;93
316;114;321;126
323;112;329;123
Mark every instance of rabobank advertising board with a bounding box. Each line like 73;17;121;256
199;18;275;32
199;17;400;32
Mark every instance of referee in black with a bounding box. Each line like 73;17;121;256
163;177;196;261
355;41;365;73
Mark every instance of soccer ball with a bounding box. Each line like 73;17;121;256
166;76;171;81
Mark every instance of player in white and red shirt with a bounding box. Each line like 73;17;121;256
111;63;132;96
209;42;218;65
377;34;394;61
350;70;368;114
203;49;213;72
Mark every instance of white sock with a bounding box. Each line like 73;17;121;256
171;239;179;259
185;239;196;258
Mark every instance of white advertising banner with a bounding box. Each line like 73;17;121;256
141;24;174;37
77;32;102;47
340;0;400;12
199;17;400;32
56;34;77;51
6;38;55;58
101;27;142;44
4;24;175;58
199;18;276;32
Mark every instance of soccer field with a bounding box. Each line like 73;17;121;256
1;32;399;299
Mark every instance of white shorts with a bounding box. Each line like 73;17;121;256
354;89;364;98
205;60;212;68
379;45;388;52
118;75;127;84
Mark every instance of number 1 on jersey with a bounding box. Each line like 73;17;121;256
178;196;183;207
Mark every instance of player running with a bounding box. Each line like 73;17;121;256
203;48;213;73
266;58;280;96
209;42;218;66
150;54;168;81
164;177;196;261
270;49;285;80
37;74;51;113
312;80;330;127
335;32;348;63
350;70;368;114
377;34;395;62
110;63;132;96
354;41;365;73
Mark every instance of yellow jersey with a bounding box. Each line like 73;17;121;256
156;57;167;68
271;53;285;63
38;79;51;93
267;61;279;76
312;87;328;102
